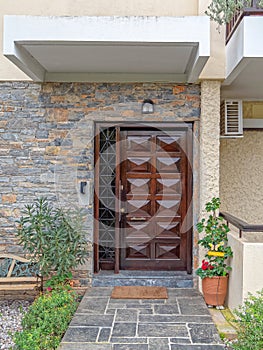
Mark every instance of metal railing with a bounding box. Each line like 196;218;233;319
226;0;263;43
220;211;263;238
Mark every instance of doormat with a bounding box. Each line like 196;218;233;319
111;286;168;299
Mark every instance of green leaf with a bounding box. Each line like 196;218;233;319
16;197;87;281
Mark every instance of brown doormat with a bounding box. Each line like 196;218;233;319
111;286;168;299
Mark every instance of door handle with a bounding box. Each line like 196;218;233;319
118;180;123;222
130;217;147;221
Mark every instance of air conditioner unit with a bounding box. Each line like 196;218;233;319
220;100;243;138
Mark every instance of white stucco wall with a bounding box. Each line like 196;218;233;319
198;0;225;80
0;0;196;80
220;131;263;224
199;21;225;80
227;230;263;311
227;231;244;310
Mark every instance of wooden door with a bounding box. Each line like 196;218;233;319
119;127;192;271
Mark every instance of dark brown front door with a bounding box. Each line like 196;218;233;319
118;126;192;271
94;124;192;273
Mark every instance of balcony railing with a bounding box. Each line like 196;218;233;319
226;0;263;43
220;211;263;238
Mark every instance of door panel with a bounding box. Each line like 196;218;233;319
119;128;192;271
94;124;192;273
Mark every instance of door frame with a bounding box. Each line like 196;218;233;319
94;122;193;274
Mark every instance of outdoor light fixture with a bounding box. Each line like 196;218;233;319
142;99;154;114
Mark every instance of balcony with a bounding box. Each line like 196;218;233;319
222;1;263;100
226;0;263;43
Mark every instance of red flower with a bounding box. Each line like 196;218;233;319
201;260;214;270
202;260;209;270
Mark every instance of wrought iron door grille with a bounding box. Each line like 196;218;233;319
98;127;116;265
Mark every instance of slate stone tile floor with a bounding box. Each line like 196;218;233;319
59;288;225;350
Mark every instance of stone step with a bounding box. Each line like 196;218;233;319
92;271;193;288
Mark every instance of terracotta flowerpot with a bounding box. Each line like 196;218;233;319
202;276;228;307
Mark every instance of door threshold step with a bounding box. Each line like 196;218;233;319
92;270;193;288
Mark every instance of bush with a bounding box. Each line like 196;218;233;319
13;289;78;350
232;289;263;350
17;197;87;277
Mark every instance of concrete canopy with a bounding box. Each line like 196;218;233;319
3;15;210;83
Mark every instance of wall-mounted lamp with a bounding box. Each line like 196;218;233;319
142;99;154;114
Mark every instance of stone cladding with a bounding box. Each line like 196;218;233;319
0;82;200;285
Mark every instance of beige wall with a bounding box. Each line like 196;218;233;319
0;0;226;81
200;80;221;211
220;131;263;224
1;0;198;16
243;101;263;118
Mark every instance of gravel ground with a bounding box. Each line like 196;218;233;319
0;300;31;350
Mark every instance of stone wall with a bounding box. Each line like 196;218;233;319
0;81;200;285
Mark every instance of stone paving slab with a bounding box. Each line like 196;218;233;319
113;345;148;350
166;289;201;298
110;337;148;344
62;327;99;343
115;309;138;322
112;322;137;337
138;323;188;337
59;287;226;350
76;297;109;314
70;314;114;327
189;323;222;344
170;346;225;350
153;304;179;314
177;298;211;315
148;338;170;350
139;314;213;323
170;337;191;344
98;328;112;342
60;344;113;350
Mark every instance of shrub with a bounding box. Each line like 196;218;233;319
45;272;73;291
17;197;87;277
232;289;263;350
13;289;78;350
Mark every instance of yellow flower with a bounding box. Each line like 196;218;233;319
208;251;225;257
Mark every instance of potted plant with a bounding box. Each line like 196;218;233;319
196;197;233;308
